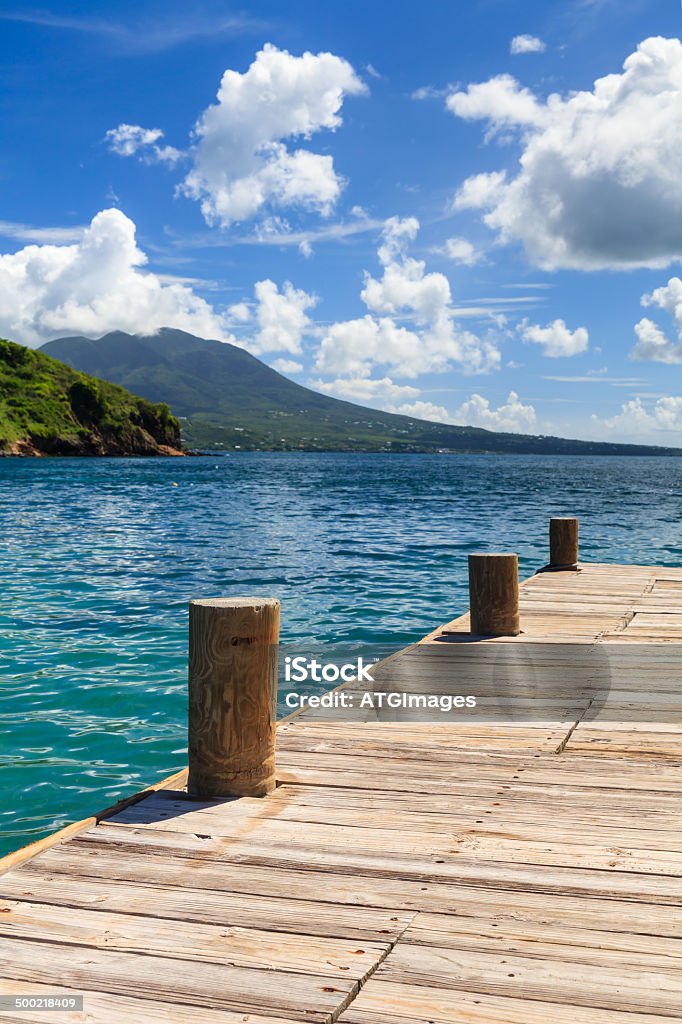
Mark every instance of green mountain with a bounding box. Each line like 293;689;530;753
0;338;182;456
41;328;682;456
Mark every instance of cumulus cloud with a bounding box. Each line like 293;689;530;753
0;209;233;345
448;37;682;269
181;43;366;226
315;217;500;380
315;316;421;379
251;278;317;355
447;74;546;134
454;391;537;433
396;400;452;420
632;277;682;363
271;358;303;375
593;396;682;435
312;375;451;422
315;375;419;404
453;171;507;211
442;237;481;265
0;207;319;357
521;318;589;357
510;34;546;55
228;301;251;323
106;124;183;164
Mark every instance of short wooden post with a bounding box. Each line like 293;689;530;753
468;553;520;636
188;597;279;799
549;517;579;569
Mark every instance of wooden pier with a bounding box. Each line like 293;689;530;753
2;535;682;1022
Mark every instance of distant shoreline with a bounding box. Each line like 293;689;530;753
2;448;680;459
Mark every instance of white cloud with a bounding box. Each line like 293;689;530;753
454;391;537;432
510;34;546;55
0;209;234;345
313;375;451;421
251;278;316;354
412;85;451;101
271;358;303;375
442;237;481;265
314;375;419;404
397;400;451;421
228;301;252;323
593;396;682;436
189;214;385;250
632;318;679;363
522;318;589;357
181;43;367;226
448;37;682;269
632;277;682;362
0;207;319;358
447;75;547;135
106;124;182;164
315;217;500;379
454;171;507;211
315;315;420;378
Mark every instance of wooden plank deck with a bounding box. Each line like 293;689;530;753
2;562;682;1022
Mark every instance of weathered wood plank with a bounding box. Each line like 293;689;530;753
0;872;414;941
402;912;682;969
102;789;682;851
373;941;682;1016
339;981;679;1024
50;827;682;903
0;938;356;1021
13;849;682;931
0;899;388;979
0;980;303;1024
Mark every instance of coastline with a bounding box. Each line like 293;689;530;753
0;440;187;457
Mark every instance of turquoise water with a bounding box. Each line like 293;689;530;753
1;452;682;857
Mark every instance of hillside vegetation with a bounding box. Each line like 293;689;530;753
0;339;182;456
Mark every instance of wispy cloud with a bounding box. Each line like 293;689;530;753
173;216;387;251
502;283;554;290
460;296;542;304
0;7;267;55
0;220;84;244
412;85;452;101
153;273;223;291
544;375;648;386
449;306;527;319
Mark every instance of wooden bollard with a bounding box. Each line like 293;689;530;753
468;553;520;636
549;517;579;569
188;597;279;799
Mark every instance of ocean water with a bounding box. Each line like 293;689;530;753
1;452;681;857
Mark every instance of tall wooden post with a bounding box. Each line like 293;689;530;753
188;597;279;799
549;517;579;569
468;553;520;636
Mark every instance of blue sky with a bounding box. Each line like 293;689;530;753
2;0;682;442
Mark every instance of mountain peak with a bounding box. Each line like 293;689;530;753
40;330;682;456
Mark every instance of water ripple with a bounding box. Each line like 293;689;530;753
1;452;680;855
